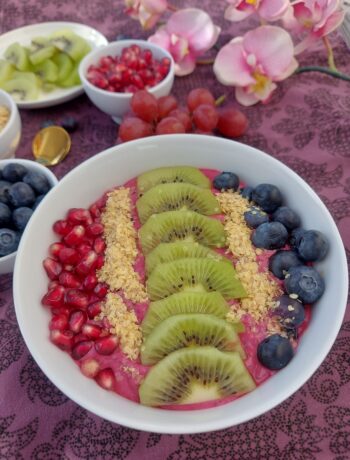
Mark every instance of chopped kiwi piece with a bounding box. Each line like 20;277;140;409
147;257;246;301
33;59;58;83
4;43;30;71
139;210;226;254
2;76;39;101
137;166;211;194
142;291;233;336
141;313;245;365
136;183;220;224
57;64;80;87
29;38;56;65
53;52;74;82
145;242;230;275
139;346;256;406
49;29;90;62
0;60;15;84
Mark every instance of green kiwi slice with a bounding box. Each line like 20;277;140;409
33;59;58;83
139;346;256;406
53;52;74;82
137;166;211;194
29;37;56;65
136;183;220;224
139;210;226;254
49;30;89;62
4;43;30;71
2;76;39;101
146;257;246;300
57;64;80;88
141;313;245;365
0;60;15;84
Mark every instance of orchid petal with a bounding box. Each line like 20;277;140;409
274;57;299;81
314;9;345;35
142;0;167;14
170;34;189;62
235;87;259;106
224;5;254;22
148;27;171;50
259;0;290;21
174;53;197;76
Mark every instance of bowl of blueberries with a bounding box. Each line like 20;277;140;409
0;159;58;274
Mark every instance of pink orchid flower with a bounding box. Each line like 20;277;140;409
148;8;221;76
283;0;345;53
225;0;290;22
214;26;298;106
124;0;168;30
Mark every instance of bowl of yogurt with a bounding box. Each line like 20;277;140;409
0;89;21;159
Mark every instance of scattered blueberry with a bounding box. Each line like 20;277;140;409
268;250;303;280
61;116;78;133
272;206;301;231
2;163;28;182
239;186;254;201
7;182;36;208
0;181;11;205
273;295;305;330
284;265;325;304
252;183;283;213
40;120;56;129
251;222;288;250
296;230;329;262
213;172;239;191
12;207;33;231
33;194;45;210
289;227;307;250
0;203;11;227
257;334;294;370
23;171;50;195
244;206;269;229
0;228;20;256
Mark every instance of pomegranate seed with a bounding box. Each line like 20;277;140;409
95;255;105;269
94;193;108;210
89;203;101;218
95;335;118;355
73;333;89;344
49;242;65;259
53;219;72;236
64;225;86;247
59;271;81;288
50;329;73;351
83;273;98;290
48;280;59;289
51;306;70;316
87;222;104;237
67;208;93;225
94;282;108;298
43;258;62;280
87;301;102;319
58;247;80;265
77;243;92;256
71;340;93;360
81;358;100;378
64;289;89;309
93;237;106;254
76;251;98;276
49;314;68;331
82;323;102;339
68;310;87;333
95;368;116;390
41;285;65;308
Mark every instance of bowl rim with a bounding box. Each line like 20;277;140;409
13;135;349;433
78;39;175;99
0;89;18;139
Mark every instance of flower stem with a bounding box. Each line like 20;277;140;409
295;66;350;82
322;36;337;71
196;58;215;65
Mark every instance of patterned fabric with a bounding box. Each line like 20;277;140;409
1;1;350;458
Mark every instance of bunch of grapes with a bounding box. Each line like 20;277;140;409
118;88;248;143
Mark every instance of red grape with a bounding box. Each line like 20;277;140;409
155;117;186;135
193;104;219;131
217;107;248;138
157;95;178;119
119;117;153;142
130;90;158;123
169;108;192;132
187;88;215;112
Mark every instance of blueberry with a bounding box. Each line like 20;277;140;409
272;206;301;231
0;203;11;227
12;207;33;231
2;163;28;182
32;194;45;210
7;182;36;207
268;250;303;279
213;172;240;191
40;120;55;129
284;265;325;303
251;222;288;250
252;183;283;213
296;230;329;262
0;228;20;256
289;227;307;250
0;180;11;205
61;116;78;133
273;295;305;330
23;171;50;195
257;334;294;370
239;186;254;201
244;206;269;229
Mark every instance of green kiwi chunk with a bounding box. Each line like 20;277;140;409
139;210;226;254
137;183;220;224
49;30;90;62
57;64;80;87
139;346;256;406
53;52;74;82
4;43;30;71
145;242;230;275
147;257;246;301
137;166;211;194
141;313;245;365
33;59;58;83
2;76;39;101
0;60;15;84
29;37;57;65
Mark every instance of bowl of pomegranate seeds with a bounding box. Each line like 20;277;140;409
79;40;174;123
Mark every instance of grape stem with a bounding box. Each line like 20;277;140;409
295;66;350;81
215;94;227;106
196;58;215;65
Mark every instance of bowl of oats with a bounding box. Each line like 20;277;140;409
0;89;21;159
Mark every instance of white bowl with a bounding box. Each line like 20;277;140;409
0;158;58;274
13;135;348;434
0;90;21;159
79;40;175;123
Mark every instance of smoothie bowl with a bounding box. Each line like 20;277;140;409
13;135;348;433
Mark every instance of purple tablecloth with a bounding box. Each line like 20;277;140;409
1;1;350;458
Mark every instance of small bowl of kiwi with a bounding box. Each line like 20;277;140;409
13;134;348;434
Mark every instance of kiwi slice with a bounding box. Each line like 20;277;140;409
145;242;230;275
53;52;74;82
49;30;89;62
139;210;226;254
139;346;256;406
57;64;80;88
136;183;220;224
33;59;58;83
137;166;211;194
147;257;246;301
2;76;39;101
29;37;56;65
141;313;245;365
4;43;30;71
0;60;15;84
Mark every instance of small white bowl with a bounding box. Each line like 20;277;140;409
79;40;175;123
0;159;58;274
0;90;21;159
